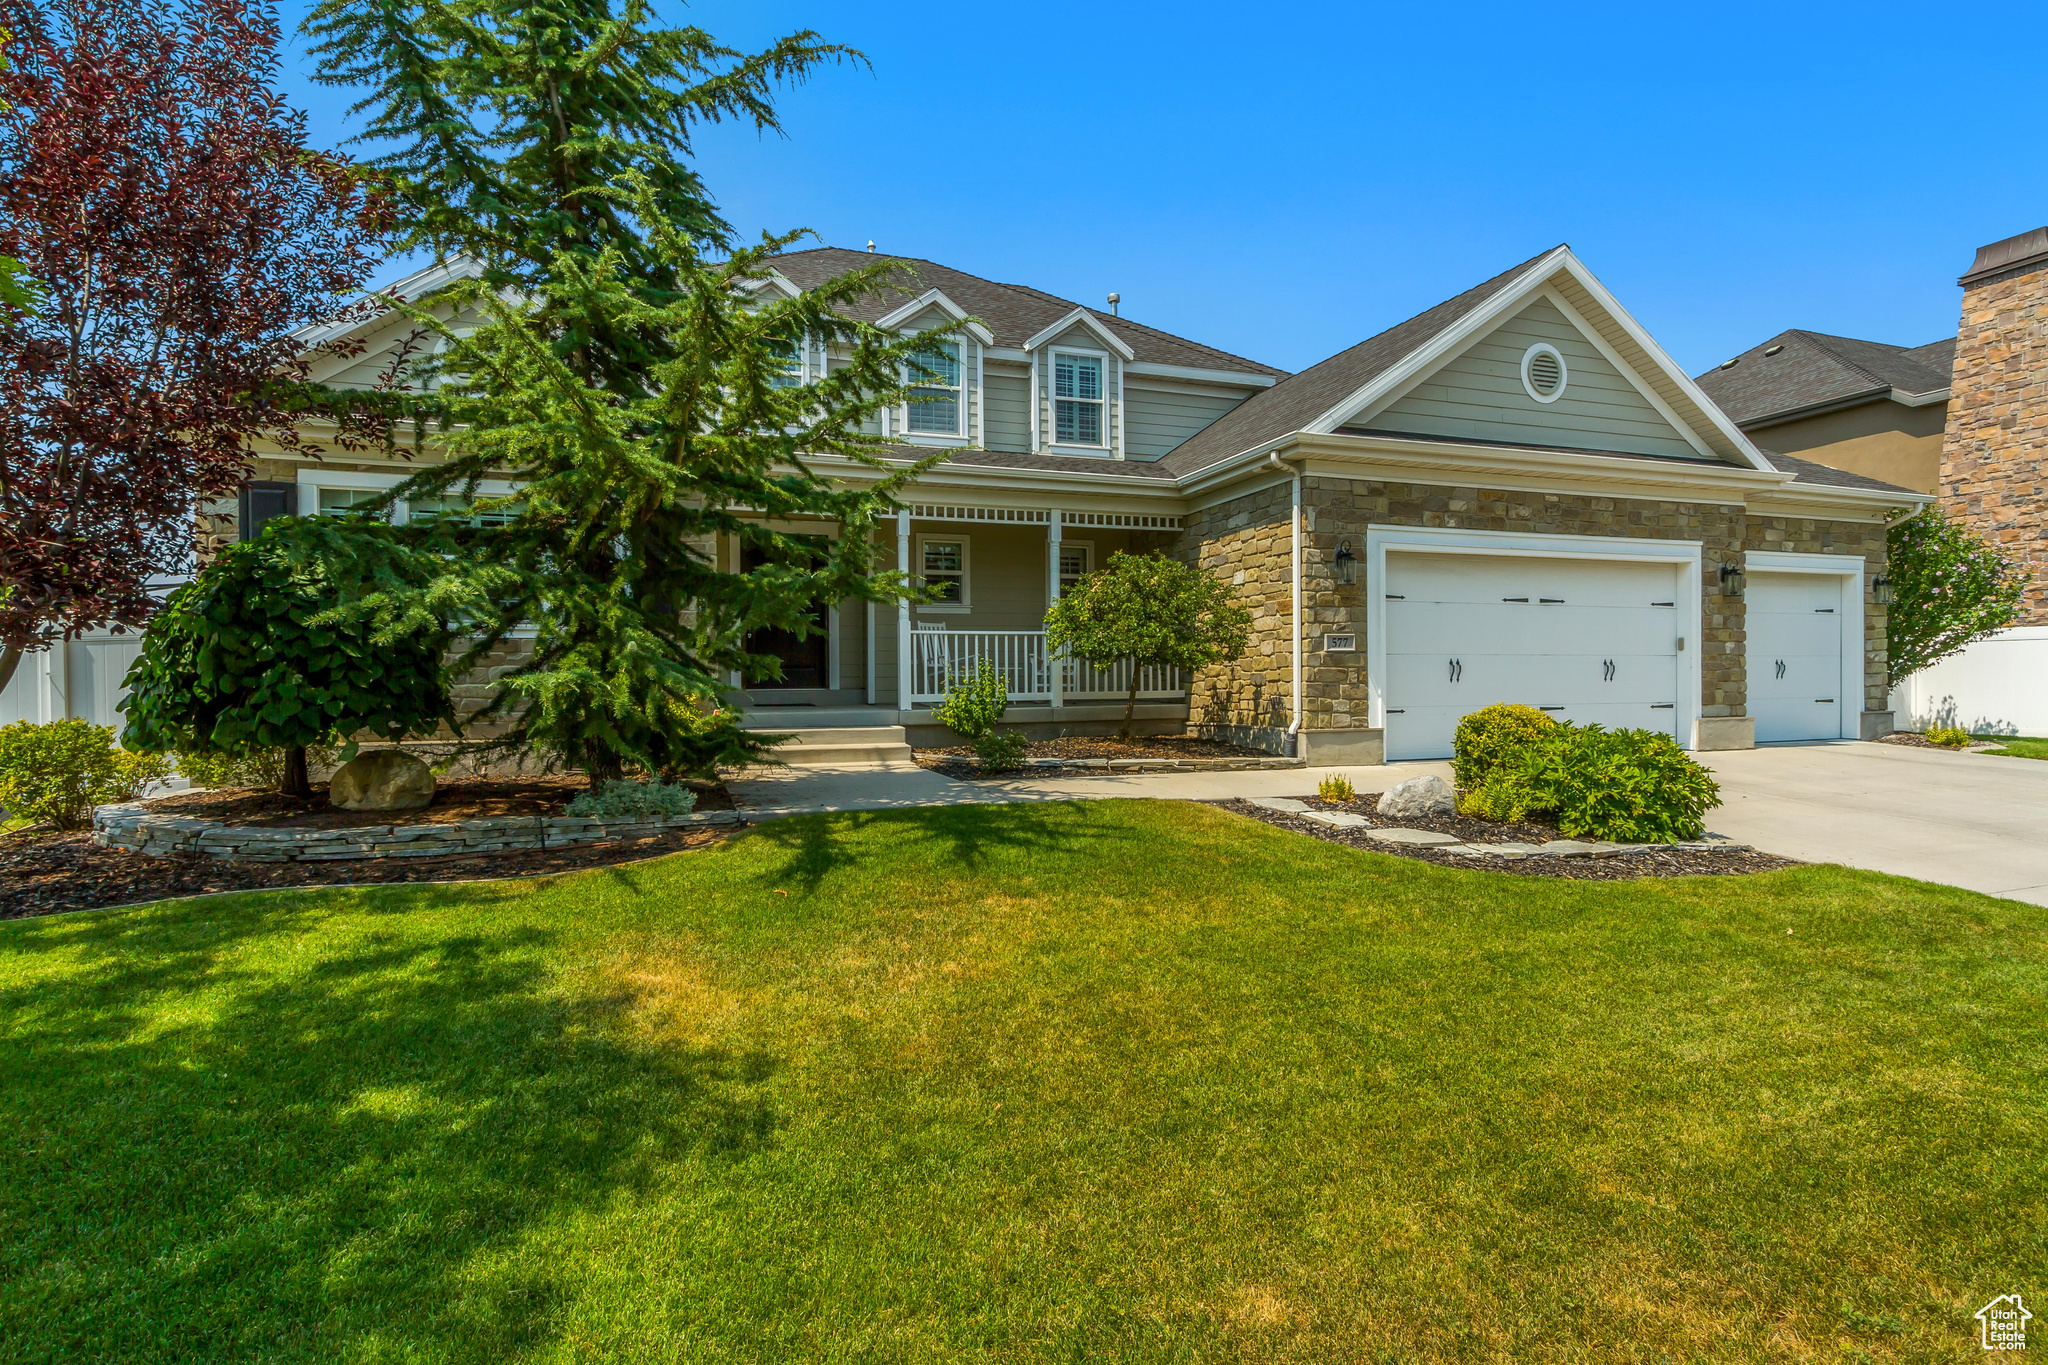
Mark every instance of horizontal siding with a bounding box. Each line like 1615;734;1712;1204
1371;298;1699;458
983;370;1031;451
1124;383;1241;458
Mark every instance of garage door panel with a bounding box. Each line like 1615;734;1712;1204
1746;572;1846;743
1383;550;1685;761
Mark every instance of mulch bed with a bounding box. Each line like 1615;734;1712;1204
914;734;1273;775
1875;732;1941;750
141;777;734;829
1;778;738;921
1221;796;1799;881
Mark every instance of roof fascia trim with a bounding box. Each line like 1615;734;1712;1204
1124;360;1279;388
1297;246;1573;436
874;288;997;346
292;255;489;347
1023;307;1136;360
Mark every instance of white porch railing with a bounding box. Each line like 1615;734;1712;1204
908;630;1185;706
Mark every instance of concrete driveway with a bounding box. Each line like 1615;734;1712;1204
1701;743;2048;906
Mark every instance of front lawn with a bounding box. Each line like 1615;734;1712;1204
2;800;2040;1362
1978;734;2048;760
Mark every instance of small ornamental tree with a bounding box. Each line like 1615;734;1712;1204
1886;507;2029;688
0;0;389;696
120;519;456;798
1045;552;1252;738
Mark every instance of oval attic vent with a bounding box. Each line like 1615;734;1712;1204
1521;343;1567;403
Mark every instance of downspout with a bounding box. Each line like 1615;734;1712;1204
1268;453;1303;756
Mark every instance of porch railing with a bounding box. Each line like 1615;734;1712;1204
908;630;1185;706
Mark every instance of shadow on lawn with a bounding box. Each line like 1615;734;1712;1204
0;886;779;1362
750;800;1117;896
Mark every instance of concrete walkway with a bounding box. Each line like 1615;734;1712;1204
726;742;2048;906
1700;742;2048;906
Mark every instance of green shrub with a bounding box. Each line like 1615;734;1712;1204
1317;773;1355;802
972;730;1027;771
1452;704;1558;790
1462;723;1720;843
1926;725;1971;748
565;779;698;820
933;660;1009;742
0;719;175;830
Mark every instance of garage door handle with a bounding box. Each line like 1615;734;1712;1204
1539;705;1565;711
1651;704;1675;709
1815;698;1834;704
1775;659;1786;679
1602;659;1615;681
1448;658;1463;682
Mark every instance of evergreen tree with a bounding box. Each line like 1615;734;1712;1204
305;0;950;784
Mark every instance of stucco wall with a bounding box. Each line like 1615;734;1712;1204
1749;400;1945;495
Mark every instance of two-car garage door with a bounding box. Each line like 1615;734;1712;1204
1383;552;1684;761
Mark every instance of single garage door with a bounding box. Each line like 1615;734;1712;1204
1746;572;1846;742
1383;552;1685;761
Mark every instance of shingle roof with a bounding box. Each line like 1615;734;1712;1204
765;247;1285;378
1151;248;1564;477
1758;449;1924;496
1694;329;1953;428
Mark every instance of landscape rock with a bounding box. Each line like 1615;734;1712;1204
1303;810;1370;828
1249;797;1309;813
1375;775;1456;820
1364;827;1465;846
329;751;437;812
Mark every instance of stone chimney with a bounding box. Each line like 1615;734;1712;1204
1942;227;2048;625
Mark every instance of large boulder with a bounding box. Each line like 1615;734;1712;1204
330;749;436;812
1375;773;1455;819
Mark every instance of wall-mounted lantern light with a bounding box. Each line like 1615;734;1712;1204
1873;574;1893;606
1334;540;1358;585
1718;561;1746;598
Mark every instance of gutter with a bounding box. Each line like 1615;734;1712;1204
1268;452;1304;754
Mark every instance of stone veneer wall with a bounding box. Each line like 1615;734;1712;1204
1942;260;2048;626
1177;477;1898;743
1171;481;1296;746
1743;514;1890;712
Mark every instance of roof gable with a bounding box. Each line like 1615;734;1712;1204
1357;296;1706;459
1158;246;1767;477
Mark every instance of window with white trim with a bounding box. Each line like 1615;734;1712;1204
767;333;804;389
410;492;520;527
317;487;387;518
1057;541;1092;591
918;535;969;609
906;341;962;435
1053;351;1104;446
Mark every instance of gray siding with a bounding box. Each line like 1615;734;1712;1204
1367;298;1701;458
1124;382;1242;459
983;368;1032;452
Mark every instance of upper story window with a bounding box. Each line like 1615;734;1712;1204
1053;351;1104;445
317;487;386;518
906;341;962;435
767;334;804;389
410;493;519;527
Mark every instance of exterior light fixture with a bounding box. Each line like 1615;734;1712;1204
1334;540;1358;585
1719;561;1746;598
1873;574;1894;606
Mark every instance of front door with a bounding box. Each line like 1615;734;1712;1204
741;541;830;689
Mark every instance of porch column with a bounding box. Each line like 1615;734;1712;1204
1047;509;1063;710
896;508;912;713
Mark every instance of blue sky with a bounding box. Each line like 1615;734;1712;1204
275;1;2046;378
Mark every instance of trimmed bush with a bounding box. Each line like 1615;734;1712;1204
1461;723;1721;843
565;779;697;820
972;730;1027;771
1451;704;1558;790
0;719;174;831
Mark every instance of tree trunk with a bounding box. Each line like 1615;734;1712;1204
280;744;312;800
1121;657;1140;740
0;643;22;701
583;742;625;795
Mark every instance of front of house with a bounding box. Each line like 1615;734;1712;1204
168;242;1926;762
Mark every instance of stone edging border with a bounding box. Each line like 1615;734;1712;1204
1244;798;1754;860
92;802;742;863
923;755;1304;774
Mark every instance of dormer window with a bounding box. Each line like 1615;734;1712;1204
906;341;962;435
767;333;804;389
1053;351;1104;445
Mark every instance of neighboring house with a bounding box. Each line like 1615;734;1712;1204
1694;331;1952;494
8;242;1930;761
1700;227;2048;736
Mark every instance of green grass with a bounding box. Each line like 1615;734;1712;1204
1977;734;2048;760
2;800;2042;1363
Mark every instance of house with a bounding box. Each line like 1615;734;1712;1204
1701;228;2048;737
1693;331;1952;494
39;243;1925;762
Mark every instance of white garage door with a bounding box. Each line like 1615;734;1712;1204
1383;552;1685;761
1746;573;1846;742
